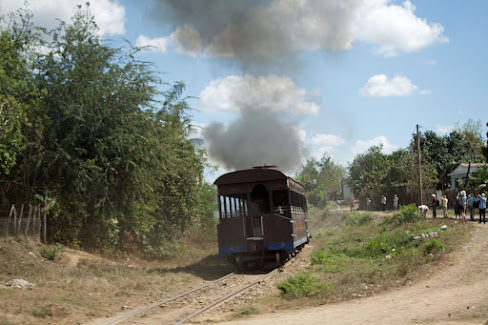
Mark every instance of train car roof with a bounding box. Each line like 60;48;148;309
214;168;302;188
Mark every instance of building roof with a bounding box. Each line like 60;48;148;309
447;163;487;177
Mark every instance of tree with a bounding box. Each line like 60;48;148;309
296;154;345;208
1;4;206;255
0;30;31;176
348;145;388;202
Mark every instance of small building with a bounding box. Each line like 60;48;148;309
447;163;487;189
341;178;354;200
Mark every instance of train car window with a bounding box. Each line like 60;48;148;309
273;190;289;216
251;184;270;215
290;191;305;214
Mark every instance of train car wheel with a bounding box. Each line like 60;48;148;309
275;252;282;267
235;255;244;271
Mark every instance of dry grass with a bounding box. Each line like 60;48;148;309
0;209;474;324
0;228;232;325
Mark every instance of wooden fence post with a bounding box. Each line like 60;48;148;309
17;204;25;237
42;206;47;244
37;205;41;242
5;205;15;238
13;206;18;236
32;205;38;237
25;204;33;236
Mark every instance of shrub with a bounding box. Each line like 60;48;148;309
277;273;330;299
40;243;63;261
423;238;444;255
310;250;328;265
390;204;424;225
365;229;415;258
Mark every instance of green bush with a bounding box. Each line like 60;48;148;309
310;250;328;265
40;243;63;261
277;273;330;299
423;238;444;255
390;204;424;225
365;229;415;258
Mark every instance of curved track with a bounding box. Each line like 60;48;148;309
100;262;289;325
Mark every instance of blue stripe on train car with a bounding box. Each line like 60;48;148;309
265;241;294;254
219;245;247;256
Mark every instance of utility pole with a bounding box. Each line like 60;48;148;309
410;141;415;202
417;124;423;205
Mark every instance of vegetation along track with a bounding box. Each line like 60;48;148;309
96;262;290;325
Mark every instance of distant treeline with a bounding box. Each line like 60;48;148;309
0;5;216;257
296;121;488;209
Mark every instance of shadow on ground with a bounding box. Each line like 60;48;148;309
148;254;279;280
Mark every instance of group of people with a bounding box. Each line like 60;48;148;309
421;191;487;223
453;191;486;223
345;192;486;223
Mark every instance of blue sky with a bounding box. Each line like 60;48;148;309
2;0;487;178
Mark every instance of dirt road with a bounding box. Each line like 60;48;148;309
219;223;488;325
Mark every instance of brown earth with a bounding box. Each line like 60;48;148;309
1;215;487;325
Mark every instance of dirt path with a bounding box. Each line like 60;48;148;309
218;223;488;325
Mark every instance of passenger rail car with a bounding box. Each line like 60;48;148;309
215;167;311;269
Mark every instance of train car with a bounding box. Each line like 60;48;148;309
215;166;311;270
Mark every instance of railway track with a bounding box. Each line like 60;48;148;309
100;261;290;325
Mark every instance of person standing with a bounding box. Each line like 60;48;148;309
430;194;438;219
350;198;355;212
479;193;487;224
381;195;387;212
459;190;467;222
441;195;449;218
393;194;399;209
467;193;476;221
366;198;371;210
454;193;460;219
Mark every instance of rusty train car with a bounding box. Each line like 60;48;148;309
215;166;311;269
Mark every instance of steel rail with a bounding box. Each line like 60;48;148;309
103;272;235;325
174;260;292;325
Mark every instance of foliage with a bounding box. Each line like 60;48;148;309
0;4;207;255
365;228;417;258
423;238;444;255
415;121;486;190
40;243;63;261
343;211;373;226
296;154;346;208
471;165;488;189
348;120;486;205
348;145;390;205
388;204;424;225
276;273;330;299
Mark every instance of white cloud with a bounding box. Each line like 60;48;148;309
355;0;448;56
360;74;422;97
311;134;346;147
135;35;170;53
435;125;455;135
198;74;320;115
353;136;398;155
0;0;125;36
